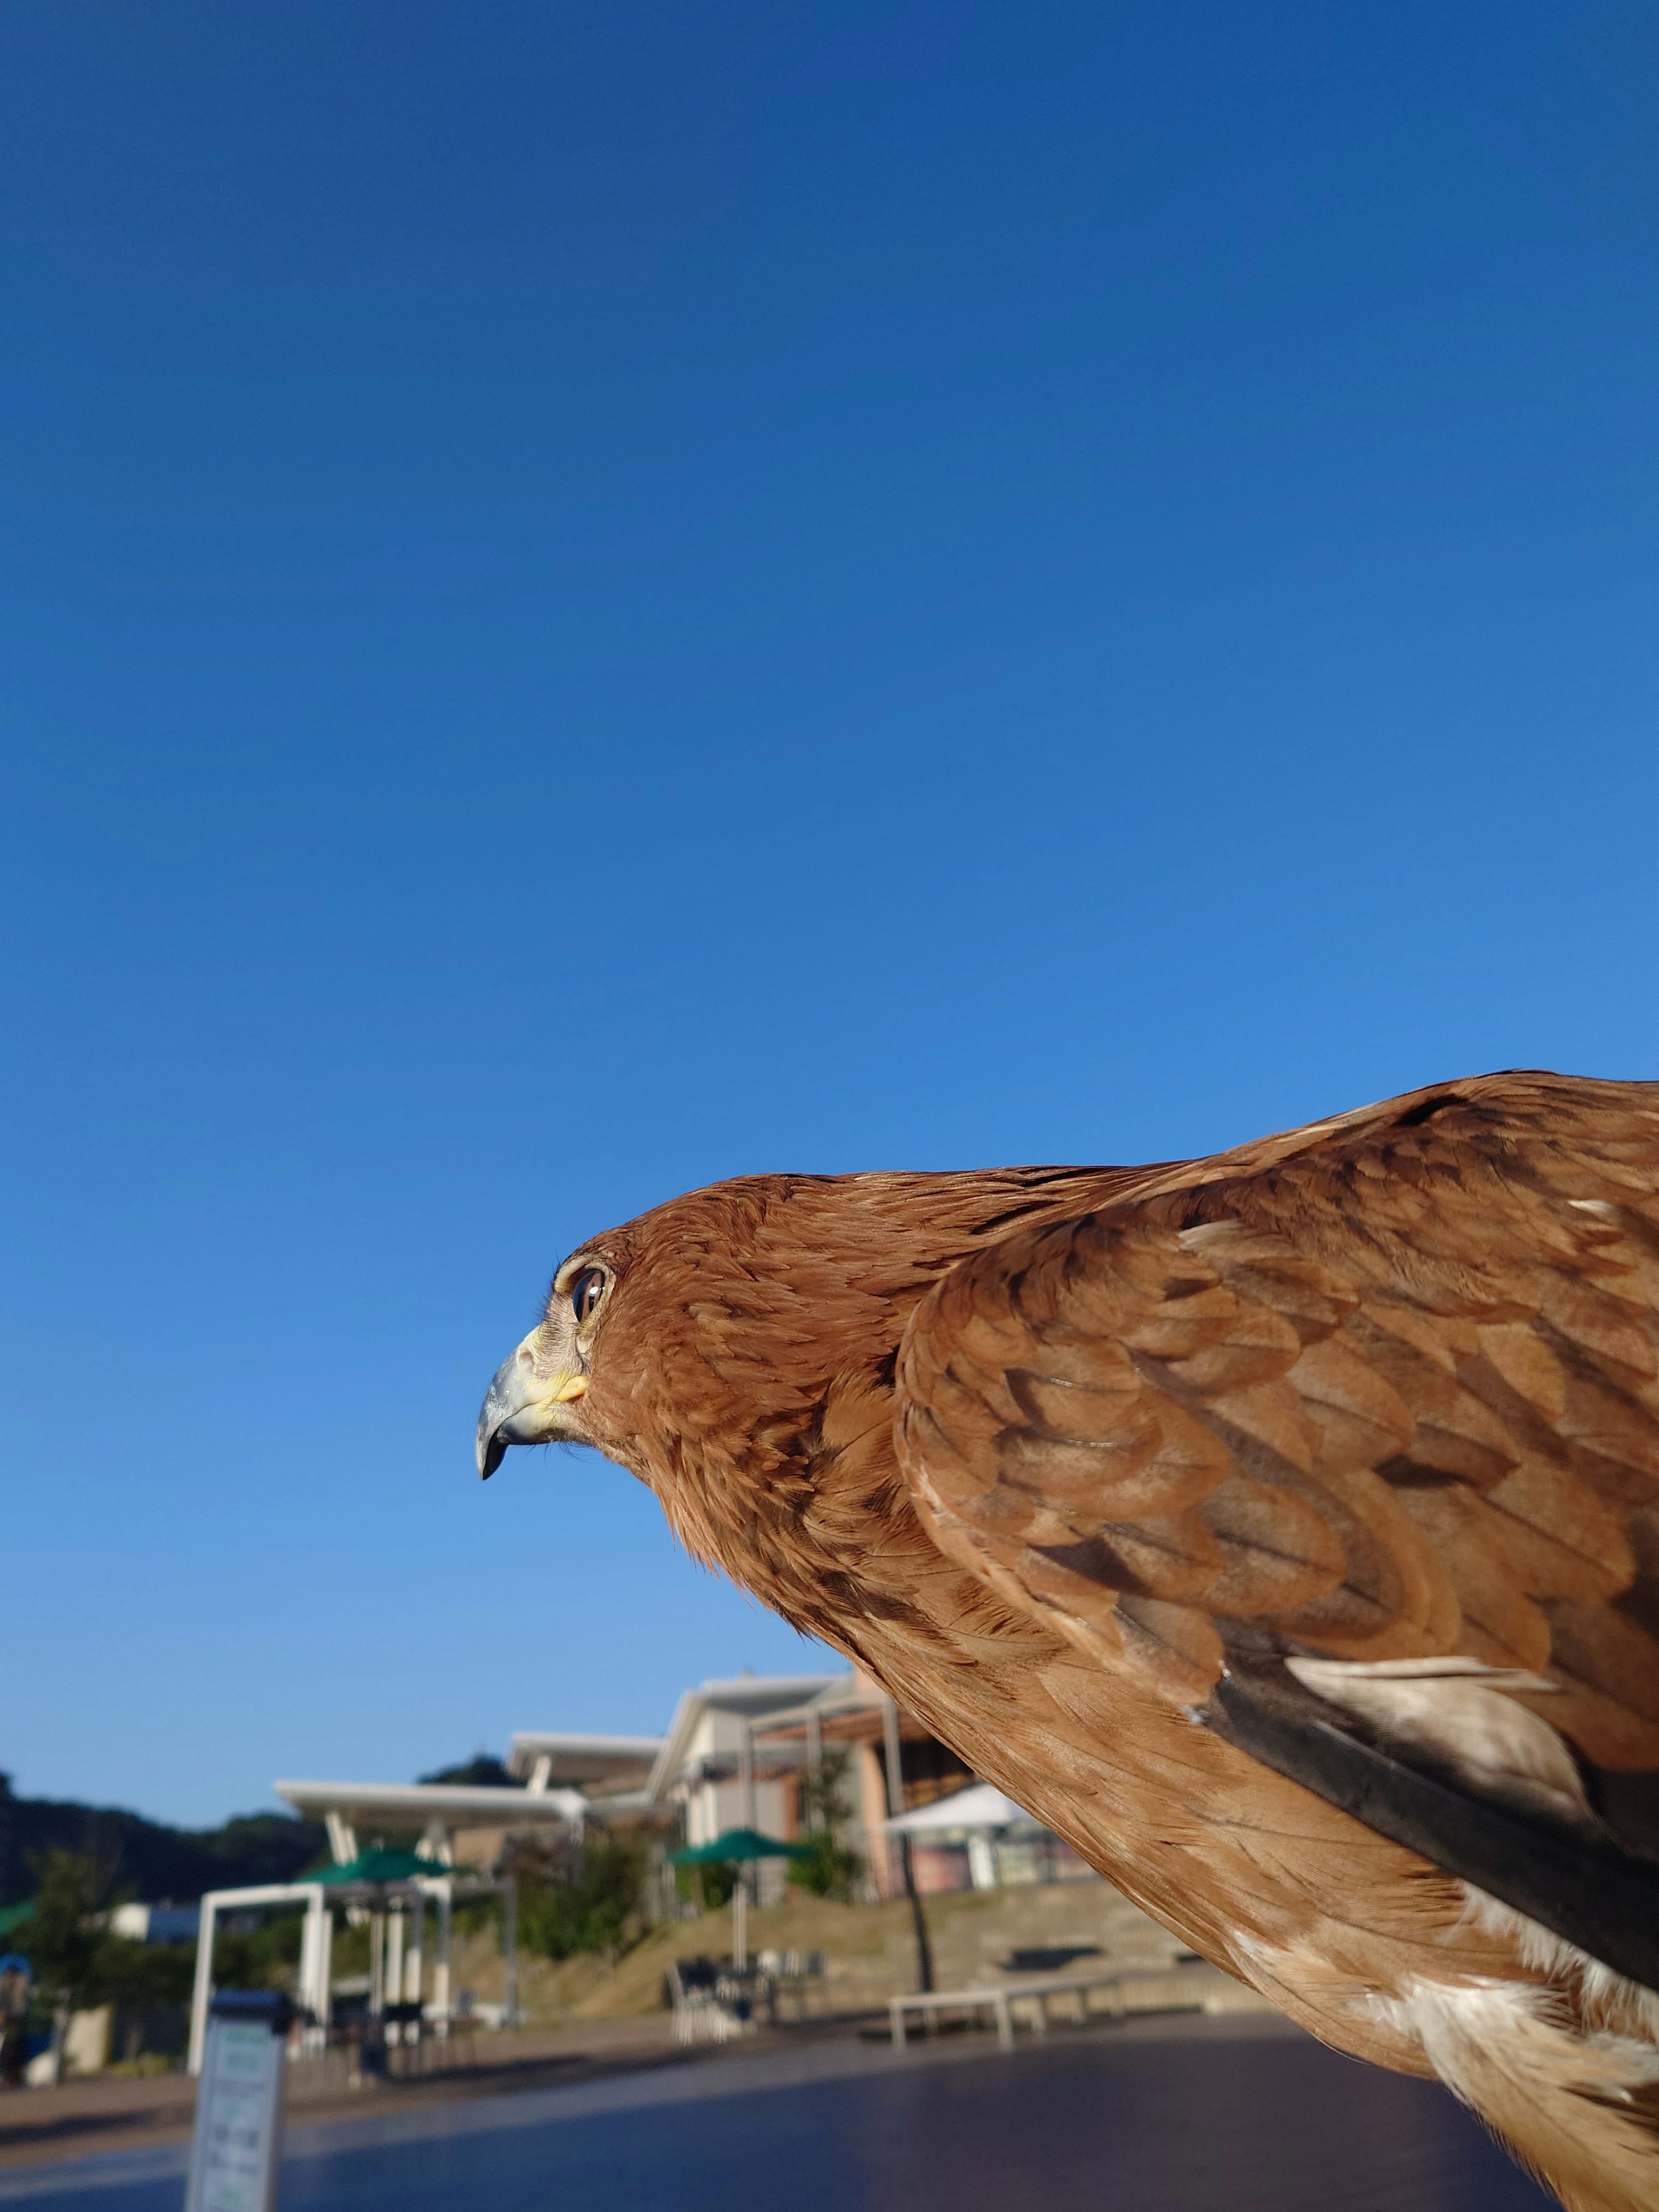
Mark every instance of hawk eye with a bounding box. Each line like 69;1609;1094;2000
569;1266;607;1324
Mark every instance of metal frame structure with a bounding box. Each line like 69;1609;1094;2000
187;1867;511;2075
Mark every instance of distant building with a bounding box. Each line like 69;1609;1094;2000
512;1668;998;1901
646;1672;848;1848
109;1902;201;1944
271;1668;1087;1904
503;1732;662;1803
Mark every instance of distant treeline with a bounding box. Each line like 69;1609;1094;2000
0;1773;327;1906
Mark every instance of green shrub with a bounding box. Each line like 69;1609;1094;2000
208;1913;302;1993
790;1746;861;1900
24;1851;105;2018
674;1856;736;1910
519;1834;647;1962
92;1937;195;2007
789;1830;862;1901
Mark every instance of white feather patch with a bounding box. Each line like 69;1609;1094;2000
1460;1885;1659;2041
1285;1654;1589;1820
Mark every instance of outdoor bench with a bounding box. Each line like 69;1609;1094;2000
887;1962;1209;2051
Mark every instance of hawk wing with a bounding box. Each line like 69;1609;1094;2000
893;1072;1659;1990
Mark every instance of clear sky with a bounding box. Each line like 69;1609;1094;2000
4;1;1658;1829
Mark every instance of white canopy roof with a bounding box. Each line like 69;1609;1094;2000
274;1778;585;1825
882;1781;1033;1834
507;1732;662;1792
646;1672;847;1802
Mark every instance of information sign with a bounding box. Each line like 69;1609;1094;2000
184;1991;292;2212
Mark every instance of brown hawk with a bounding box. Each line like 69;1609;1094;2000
477;1072;1659;2212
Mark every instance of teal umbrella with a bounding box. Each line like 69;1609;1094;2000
304;1847;448;1888
668;1831;808;1970
668;1828;809;1867
300;1849;448;2027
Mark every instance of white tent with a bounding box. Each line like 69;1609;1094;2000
881;1781;1032;1834
882;1780;1050;1891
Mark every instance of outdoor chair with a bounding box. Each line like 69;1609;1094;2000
667;1957;749;2045
444;1990;481;2068
757;1949;828;2019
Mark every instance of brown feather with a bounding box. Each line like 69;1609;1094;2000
505;1074;1659;2212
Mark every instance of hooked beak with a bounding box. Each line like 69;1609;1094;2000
475;1329;589;1480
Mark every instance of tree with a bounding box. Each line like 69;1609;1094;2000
417;1755;518;1789
791;1747;862;1902
90;1934;195;2009
518;1833;649;1961
791;1828;862;1901
6;1794;324;1902
204;1913;304;1993
26;1851;107;2056
24;1851;206;2032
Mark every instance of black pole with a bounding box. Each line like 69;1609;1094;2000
880;1694;934;1995
899;1836;934;1993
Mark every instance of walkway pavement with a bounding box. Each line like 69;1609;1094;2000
0;2011;1550;2211
0;2016;687;2174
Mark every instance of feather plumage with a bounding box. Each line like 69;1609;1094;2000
479;1072;1659;2212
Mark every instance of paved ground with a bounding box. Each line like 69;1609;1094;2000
0;2012;1551;2211
0;2017;695;2173
0;1961;1249;2174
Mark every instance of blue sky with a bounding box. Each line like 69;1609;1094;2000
4;0;1658;1829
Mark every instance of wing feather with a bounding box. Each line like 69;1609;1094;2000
893;1072;1659;1983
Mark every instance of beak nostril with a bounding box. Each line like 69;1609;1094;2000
476;1332;585;1480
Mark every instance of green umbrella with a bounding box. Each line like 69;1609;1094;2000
299;1849;448;2028
668;1830;808;1971
305;1847;448;1887
668;1828;809;1867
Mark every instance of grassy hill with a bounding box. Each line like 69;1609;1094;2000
442;1875;1270;2026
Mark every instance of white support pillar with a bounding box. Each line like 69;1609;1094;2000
297;1894;315;2009
324;1812;357;1867
294;1886;333;2051
296;1890;321;2044
433;1882;452;2036
385;1906;404;2042
316;1903;334;2037
188;1893;222;2076
188;1883;326;2075
406;1894;424;2018
500;1877;518;2031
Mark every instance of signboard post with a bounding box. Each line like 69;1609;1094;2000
185;1991;292;2212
